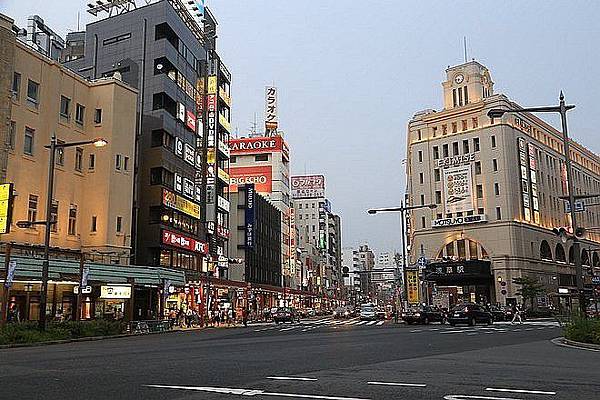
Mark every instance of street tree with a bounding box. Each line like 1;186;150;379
512;276;545;310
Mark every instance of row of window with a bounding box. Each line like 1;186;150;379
26;194;123;235
229;154;268;163
12;72;103;125
418;117;480;140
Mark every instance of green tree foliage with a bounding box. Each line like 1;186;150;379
512;276;545;310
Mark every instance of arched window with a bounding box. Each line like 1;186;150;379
569;246;575;265
582;249;590;266
540;240;552;261
555;244;566;263
593;252;600;267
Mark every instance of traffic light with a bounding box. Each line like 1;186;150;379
575;227;587;239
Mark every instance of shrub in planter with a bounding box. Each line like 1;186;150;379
564;316;600;345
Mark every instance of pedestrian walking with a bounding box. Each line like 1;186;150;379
511;303;523;324
7;304;20;323
242;308;248;327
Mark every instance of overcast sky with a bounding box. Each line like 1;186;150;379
3;1;599;256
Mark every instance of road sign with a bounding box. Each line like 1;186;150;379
565;200;585;213
74;285;92;294
4;260;16;288
417;256;427;268
592;276;600;285
501;289;507;295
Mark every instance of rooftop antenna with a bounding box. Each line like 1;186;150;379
463;36;468;63
77;12;80;31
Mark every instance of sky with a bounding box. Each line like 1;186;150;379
3;0;600;256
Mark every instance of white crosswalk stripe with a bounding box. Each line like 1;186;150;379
366;321;377;326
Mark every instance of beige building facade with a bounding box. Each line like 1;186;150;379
0;14;138;261
407;60;600;308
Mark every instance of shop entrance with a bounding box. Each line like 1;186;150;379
425;260;493;308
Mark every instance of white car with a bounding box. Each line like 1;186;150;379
359;303;377;321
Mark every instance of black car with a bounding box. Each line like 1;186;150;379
487;305;506;322
402;305;445;325
448;303;493;326
273;307;300;324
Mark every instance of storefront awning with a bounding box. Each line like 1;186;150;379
0;255;186;286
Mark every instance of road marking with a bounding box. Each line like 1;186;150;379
146;384;372;400
356;321;368;325
410;329;422;333
376;321;384;326
440;330;467;334
267;376;318;382
485;387;556;395
429;328;440;331
444;395;521;400
280;327;298;331
367;381;426;388
466;332;478;336
366;321;377;326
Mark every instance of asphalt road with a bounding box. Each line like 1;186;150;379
1;318;598;400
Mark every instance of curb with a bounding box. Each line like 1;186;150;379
0;326;206;350
551;337;600;352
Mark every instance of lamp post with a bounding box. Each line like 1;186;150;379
17;134;108;330
367;203;437;308
487;92;586;314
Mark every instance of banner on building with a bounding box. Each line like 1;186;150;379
291;175;325;199
229;136;286;155
4;260;16;289
265;86;277;131
442;165;474;214
406;269;420;304
245;184;256;249
229;166;273;193
162;229;208;254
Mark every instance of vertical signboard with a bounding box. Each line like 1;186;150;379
0;183;13;234
406;269;420;304
265;86;277;133
518;138;531;222
442;165;474;214
528;143;540;224
245;184;255;250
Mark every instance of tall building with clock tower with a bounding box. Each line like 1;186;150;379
405;60;600;310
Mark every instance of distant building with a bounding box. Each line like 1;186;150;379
228;185;282;287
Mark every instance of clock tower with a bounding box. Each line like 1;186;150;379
442;61;494;110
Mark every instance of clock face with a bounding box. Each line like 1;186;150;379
454;74;464;84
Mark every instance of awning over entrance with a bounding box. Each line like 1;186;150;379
0;255;186;286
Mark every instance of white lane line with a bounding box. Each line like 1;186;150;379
267;376;318;382
440;330;468;334
376;321;384;326
444;395;521;400
429;328;440;331
410;329;422;333
366;321;377;326
367;381;426;388
280;326;298;331
466;332;478;336
146;384;372;400
485;387;556;395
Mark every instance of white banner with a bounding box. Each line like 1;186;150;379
443;165;474;214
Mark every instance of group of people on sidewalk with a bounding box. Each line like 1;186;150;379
167;307;250;329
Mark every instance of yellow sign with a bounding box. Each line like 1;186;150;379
219;113;231;133
163;189;200;219
207;149;216;164
218;168;230;184
0;183;12;234
219;87;231;107
407;269;420;304
207;75;217;94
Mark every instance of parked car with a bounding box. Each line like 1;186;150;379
448;303;493;326
375;308;387;320
359;303;377;321
402;305;445;325
333;307;352;319
273;307;300;324
487;305;507;322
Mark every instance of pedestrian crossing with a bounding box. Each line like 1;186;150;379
407;320;560;336
252;317;387;333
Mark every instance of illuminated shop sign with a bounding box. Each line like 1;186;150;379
162;230;208;254
162;189;200;219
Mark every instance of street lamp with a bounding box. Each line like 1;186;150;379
487;92;587;314
367;203;438;308
21;134;108;330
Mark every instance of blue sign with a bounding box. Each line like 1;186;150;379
417;256;427;268
592;276;600;286
245;184;255;249
80;265;90;287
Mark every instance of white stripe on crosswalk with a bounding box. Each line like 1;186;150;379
366;321;377;326
376;321;384;326
356;321;368;325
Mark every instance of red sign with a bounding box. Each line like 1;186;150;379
186;111;196;131
229;166;273;193
291;175;325;199
217;225;230;239
162;230;208;254
229;136;287;156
